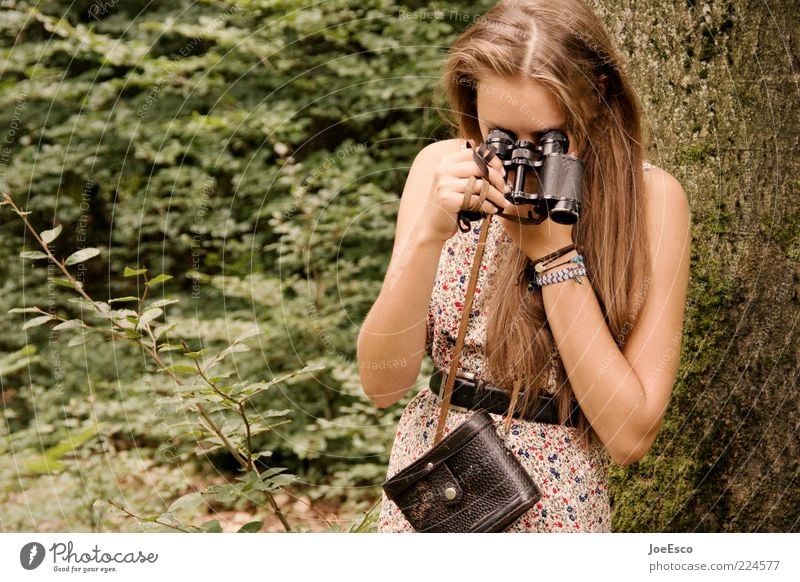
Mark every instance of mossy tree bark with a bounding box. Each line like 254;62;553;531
598;0;799;532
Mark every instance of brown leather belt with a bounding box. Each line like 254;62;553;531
429;369;580;428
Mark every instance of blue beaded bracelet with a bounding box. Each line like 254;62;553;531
528;255;586;292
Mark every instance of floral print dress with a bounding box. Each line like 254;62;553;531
376;161;653;533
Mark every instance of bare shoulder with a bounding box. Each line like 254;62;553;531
403;138;467;196
641;164;691;271
401;138;467;195
412;138;467;166
643;164;690;219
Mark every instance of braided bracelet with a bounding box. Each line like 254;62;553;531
527;255;587;292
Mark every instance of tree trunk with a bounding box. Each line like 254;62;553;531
600;0;799;532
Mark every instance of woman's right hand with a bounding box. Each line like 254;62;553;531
418;139;512;243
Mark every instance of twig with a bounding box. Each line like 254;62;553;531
104;499;193;533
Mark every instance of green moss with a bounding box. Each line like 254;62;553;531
763;182;800;256
678;143;717;164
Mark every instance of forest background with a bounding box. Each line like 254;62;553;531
0;0;797;532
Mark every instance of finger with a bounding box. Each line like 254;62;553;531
471;149;492;182
447;159;492;178
447;159;508;194
463;197;504;216
461;176;477;211
487;147;507;181
478;144;508;193
457;177;510;210
479;199;503;215
486;164;508;196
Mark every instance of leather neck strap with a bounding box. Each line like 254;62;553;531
433;213;493;445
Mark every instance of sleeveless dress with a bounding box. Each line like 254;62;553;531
376;161;654;533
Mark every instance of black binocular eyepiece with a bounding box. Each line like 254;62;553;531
486;128;584;225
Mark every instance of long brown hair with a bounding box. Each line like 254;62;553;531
435;0;651;448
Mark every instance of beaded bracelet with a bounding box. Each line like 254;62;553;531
527;255;587;292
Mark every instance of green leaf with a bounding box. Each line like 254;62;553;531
234;327;262;343
237;521;263;533
153;322;177;339
148;298;179;308
166;491;204;515
20;250;48;260
0;345;38;377
40;224;62;244
68;332;91;347
8;307;42;314
183;349;208;360
206;483;242;504
22;315;54;330
157;343;183;352
65;248;101;265
146;274;173;286
23;424;99;475
52;319;87;331
200;520;223;533
124;266;147;277
137;307;163;328
108;296;140;303
51;277;80;289
220;343;249;358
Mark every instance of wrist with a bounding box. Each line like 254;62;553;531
541;249;580;273
527;242;576;265
531;255;587;291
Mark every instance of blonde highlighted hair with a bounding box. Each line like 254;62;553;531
434;0;651;448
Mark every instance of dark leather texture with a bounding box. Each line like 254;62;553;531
382;410;542;532
429;369;581;427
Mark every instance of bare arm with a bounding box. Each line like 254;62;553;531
542;167;691;465
357;138;509;407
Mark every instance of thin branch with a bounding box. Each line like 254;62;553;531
104;499;193;533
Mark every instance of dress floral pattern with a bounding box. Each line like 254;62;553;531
376;161;654;533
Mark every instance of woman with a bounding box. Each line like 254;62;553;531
357;0;690;532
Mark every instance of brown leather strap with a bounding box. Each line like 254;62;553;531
433;213;493;445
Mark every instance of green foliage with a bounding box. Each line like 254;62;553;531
1;0;492;532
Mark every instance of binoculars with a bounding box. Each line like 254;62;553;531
460;128;584;226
